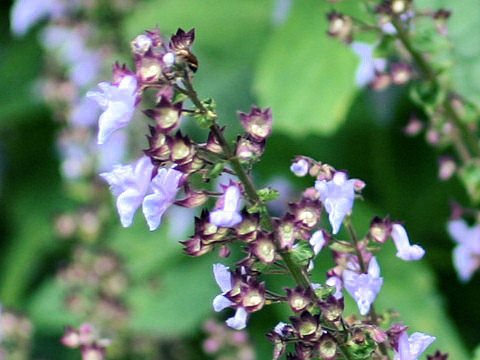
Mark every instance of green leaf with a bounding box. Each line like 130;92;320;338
254;0;359;136
290;241;314;266
257;187;280;202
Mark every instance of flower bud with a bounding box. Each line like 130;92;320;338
438;156;456;181
235;212;260;242
144;97;183;133
368;216;392;244
175;189;209;208
182;235;212;256
218;245;231;258
427;351;449;360
238;106;273;142
433;9;451;36
131;34;153;56
327;12;353;42
236;136;264;163
403;115;423;136
241;281;266;312
391;62;413;85
286;286;312;313
290;311;320;340
390;0;411;15
250;234;276;264
61;327;81;348
290;157;310;177
168;131;196;165
290;198;322;229
275;213;297;250
317;334;337;360
137;55;163;83
81;344;106;360
319;295;344;322
145;126;170;162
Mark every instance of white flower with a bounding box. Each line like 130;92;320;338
209;185;242;227
447;219;480;282
87;75;138;145
290;159;309;177
309;230;326;255
394;330;436;360
315;172;357;234
212;264;248;330
391;224;425;261
343;257;383;315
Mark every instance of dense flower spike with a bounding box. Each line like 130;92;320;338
210;184;243;227
391;224;425;261
343;257;383;315
315;172;357;234
87;75;138;144
447;219;480;281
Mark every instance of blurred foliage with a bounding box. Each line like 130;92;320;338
0;0;479;359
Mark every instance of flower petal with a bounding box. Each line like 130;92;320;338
116;188;143;227
213;263;232;293
225;307;248;330
213;294;234;312
142;193;168;231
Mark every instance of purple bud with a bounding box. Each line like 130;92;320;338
368;216;392;244
238;106;273;142
290;158;309;177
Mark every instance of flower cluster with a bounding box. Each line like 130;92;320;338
86;23;442;360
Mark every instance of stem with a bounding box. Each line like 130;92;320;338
180;72;354;360
391;17;480;160
344;217;390;358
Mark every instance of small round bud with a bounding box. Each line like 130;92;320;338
131;34;153;55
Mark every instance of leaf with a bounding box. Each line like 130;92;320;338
254;0;359;136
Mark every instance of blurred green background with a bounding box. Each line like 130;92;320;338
0;0;479;359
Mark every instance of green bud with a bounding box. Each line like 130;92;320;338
257;187;280;202
329;240;354;253
206;162;225;180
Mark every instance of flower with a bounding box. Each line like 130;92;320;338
10;0;65;36
447;219;480;282
210;185;242;227
315;172;356;234
212;264;248;330
309;230;326;255
290;159;309;177
100;156;154;227
142;167;183;231
87;75;138;145
394;330;436;360
391;224;425;261
351;42;387;87
343;257;383;315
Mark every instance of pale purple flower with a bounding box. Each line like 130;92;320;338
143;167;183;231
212;264;248;330
209;185;242;227
391;224;425;261
87;75;138;145
343;257;383;315
290;159;309;177
315;172;356;234
447;219;480;282
325;275;343;300
69;52;102;87
351;42;387;87
274;322;289;336
96;131;127;172
100;156;153;227
394;330;436;360
10;0;65;36
69;98;100;127
309;230;326;255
